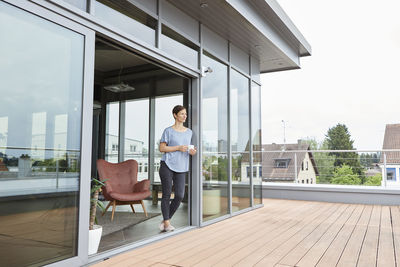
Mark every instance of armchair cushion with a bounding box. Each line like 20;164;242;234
109;190;151;202
97;159;150;202
133;180;150;193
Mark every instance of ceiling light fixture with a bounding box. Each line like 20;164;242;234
104;65;136;93
200;3;208;8
104;83;135;93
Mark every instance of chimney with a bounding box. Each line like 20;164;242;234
297;139;303;145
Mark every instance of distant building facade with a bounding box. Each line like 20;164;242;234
380;124;400;187
262;142;319;184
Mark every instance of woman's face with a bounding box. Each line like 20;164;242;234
174;109;187;123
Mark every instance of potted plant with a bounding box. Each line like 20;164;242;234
88;178;106;255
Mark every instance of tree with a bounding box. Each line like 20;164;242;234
301;138;335;184
364;174;382;186
360;153;380;168
325;124;364;177
331;165;362;185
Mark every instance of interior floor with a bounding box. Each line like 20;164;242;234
98;200;188;252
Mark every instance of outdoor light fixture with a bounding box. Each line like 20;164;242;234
201;66;213;77
200;2;208;8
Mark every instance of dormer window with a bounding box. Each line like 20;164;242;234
274;158;290;168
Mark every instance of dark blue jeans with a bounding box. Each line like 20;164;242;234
159;161;186;221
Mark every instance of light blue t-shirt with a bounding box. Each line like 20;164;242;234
160;126;193;173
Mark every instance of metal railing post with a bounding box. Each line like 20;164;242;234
56;160;59;189
383;152;387;187
294;153;298;183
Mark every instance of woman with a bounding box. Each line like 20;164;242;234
158;105;196;232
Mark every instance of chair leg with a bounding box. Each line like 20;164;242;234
102;201;112;216
130;204;135;213
111;200;116;221
141;200;148;217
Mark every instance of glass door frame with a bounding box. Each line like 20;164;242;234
89;39;201;263
93;39;197;240
3;1;96;266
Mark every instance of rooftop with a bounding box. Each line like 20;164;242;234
381;123;400;164
93;198;400;266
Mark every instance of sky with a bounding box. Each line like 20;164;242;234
261;0;400;150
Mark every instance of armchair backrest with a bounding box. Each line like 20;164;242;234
96;159;139;200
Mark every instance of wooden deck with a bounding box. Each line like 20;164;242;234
93;199;400;267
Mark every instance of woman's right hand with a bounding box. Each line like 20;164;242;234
178;145;188;152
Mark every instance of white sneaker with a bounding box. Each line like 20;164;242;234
159;221;164;231
164;224;175;232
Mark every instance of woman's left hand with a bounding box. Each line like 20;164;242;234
189;147;197;155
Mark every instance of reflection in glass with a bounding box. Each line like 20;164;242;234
62;0;87;11
251;82;262;205
0;2;83;266
94;0;156;46
161;26;198;69
105;102;119;163
0;117;8;154
231;69;251;211
125;99;149;181
54;114;68;159
31;112;46;160
202;53;229;221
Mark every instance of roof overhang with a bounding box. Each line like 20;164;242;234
168;0;311;73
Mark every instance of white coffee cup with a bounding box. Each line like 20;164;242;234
188;145;194;151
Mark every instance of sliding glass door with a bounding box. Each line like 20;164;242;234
201;53;229;222
0;1;94;266
231;70;251;212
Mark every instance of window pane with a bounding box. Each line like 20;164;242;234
62;0;87;11
0;2;84;266
231;69;250;211
251;82;262;205
94;0;156;46
105;102;119;163
387;168;396;181
202;54;228;221
125;99;149;181
161;25;198;69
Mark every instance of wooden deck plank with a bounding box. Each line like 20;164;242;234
166;200;314;266
357;205;381;267
123;203;264;258
102;199;294;266
377;206;396;267
234;203;341;267
212;205;328;266
390;206;400;267
336;205;372;267
189;202;321;267
93;254;151;267
315;205;364;267
147;262;173;267
212;202;324;267
91;200;397;267
254;204;350;267
131;199;286;259
294;205;358;267
136;200;296;263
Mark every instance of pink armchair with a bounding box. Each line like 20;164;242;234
97;159;151;221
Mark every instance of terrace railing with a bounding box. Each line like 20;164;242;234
258;149;400;188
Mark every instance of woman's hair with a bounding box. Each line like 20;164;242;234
172;105;186;116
